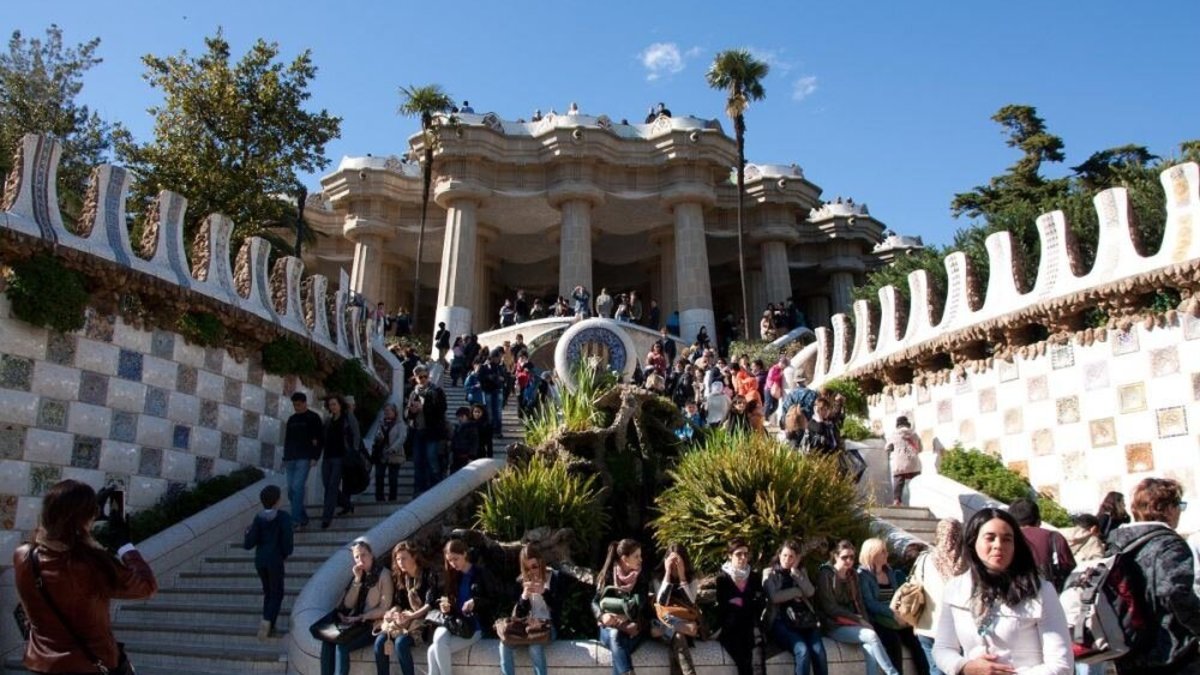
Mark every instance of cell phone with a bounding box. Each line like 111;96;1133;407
110;489;126;521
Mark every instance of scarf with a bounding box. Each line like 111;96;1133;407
721;561;750;585
614;564;639;593
932;518;966;579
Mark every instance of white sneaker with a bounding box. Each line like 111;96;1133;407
257;620;271;640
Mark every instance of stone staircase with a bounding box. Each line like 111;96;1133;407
872;504;940;543
3;373;524;675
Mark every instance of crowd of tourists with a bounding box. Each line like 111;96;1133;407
297;476;1200;675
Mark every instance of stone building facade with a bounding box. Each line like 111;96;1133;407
303;108;887;343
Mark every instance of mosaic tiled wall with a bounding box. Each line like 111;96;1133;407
0;294;316;561
871;316;1200;521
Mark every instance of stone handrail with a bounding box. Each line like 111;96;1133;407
0;133;405;396
808;162;1200;389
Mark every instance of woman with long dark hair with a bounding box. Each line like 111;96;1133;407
500;544;563;675
373;541;436;675
427;538;496;675
322;394;361;527
1096;491;1130;541
653;543;703;675
594;539;651;675
933;508;1071;675
765;539;827;675
14;480;158;673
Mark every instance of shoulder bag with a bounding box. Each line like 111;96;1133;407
890;552;927;627
426;608;476;638
310;573;378;645
27;547;134;674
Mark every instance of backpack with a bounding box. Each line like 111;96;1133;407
1059;529;1166;664
521;380;539;409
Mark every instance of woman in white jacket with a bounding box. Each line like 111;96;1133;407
933;508;1072;675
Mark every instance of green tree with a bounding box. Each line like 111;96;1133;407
115;31;341;245
398;84;455;334
0;25;112;225
707;50;769;341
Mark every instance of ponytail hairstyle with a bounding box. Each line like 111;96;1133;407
596;538;641;591
442;538;471;606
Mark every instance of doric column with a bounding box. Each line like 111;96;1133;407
829;271;855;316
748;270;766;327
344;217;393;306
760;240;792;306
557;200;593;298
808;296;831;328
672;200;715;344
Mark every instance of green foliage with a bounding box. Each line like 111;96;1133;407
820;378;868;417
176;310;226;347
96;466;264;547
840;415;874;441
1037;493;1073;529
852;245;949;309
0;25;112;224
324;359;382;429
727;339;808;367
260;336;317;376
940;445;1072;526
475;457;608;550
523;360;615;447
5;253;89;332
115;30;341;244
652;429;871;570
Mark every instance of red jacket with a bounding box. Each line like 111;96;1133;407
14;543;157;673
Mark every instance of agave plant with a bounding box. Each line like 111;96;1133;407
652;429;871;570
475;456;609;549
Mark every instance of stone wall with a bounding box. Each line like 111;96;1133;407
871;316;1200;523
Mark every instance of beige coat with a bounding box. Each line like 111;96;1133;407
885;427;922;476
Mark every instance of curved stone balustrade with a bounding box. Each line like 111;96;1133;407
809;162;1200;388
0;133;403;394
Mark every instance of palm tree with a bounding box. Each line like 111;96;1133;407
398;84;455;334
706;50;768;343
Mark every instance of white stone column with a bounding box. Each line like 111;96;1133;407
473;243;489;333
749;270;766;328
829;271;855;316
349;232;384;303
761;240;792;306
433;199;478;346
673;201;715;344
557;199;593;299
658;234;677;325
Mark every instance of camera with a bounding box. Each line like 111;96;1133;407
95;486;126;523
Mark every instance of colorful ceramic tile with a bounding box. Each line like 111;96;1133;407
1008;460;1029;479
220;433;238;461
45;333;77;366
176;365;197;396
1033;429;1055;456
139;447;162;477
997;359;1019;383
954;372;971;394
150;330;175;359
199;400;219;428
1084;362;1109;391
248;362;264;388
242;411;261;439
71;436;101;469
978;388;997;413
0;354;34;391
937;399;953;423
1028;376;1048;402
195;456;214;482
224;379;242;407
1185;313;1200;340
1125;443;1154;473
1098;475;1123;497
0;494;17;530
1112;329;1139;355
110;411;137;443
1157;406;1188;438
1089;418;1117;448
0;424;25;459
1061;451;1087;479
144;386;168;417
37;399;68;431
1056;396;1080;424
264;392;280;419
259;442;275;469
172;425;190;450
1004;408;1023;434
83;309;115;342
982;439;1000;456
30;464;62;496
1150;347;1180;378
116;350;144;382
78;371;109;406
1050;344;1075;370
204;348;225;374
1037;484;1061;501
1119;383;1148;413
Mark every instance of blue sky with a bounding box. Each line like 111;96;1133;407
10;1;1198;246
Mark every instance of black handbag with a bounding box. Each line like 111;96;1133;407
27;547;134;674
426;608;476;638
309;608;374;645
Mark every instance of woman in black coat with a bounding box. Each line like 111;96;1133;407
716;538;765;675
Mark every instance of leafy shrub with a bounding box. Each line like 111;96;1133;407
386;333;431;356
176;310;226;347
475;457;608;551
5;253;89;333
820;378;868;418
841;415;875;441
940;445;1072;526
261;336;317;376
96;466;265;547
652;429;871;570
523;360;614;448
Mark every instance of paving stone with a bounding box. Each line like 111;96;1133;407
78;370;109;406
139;447;163;477
71;436;101;469
0;354;34;391
144;386;168;417
116;349;144;382
111;411;138;443
45;333;77;366
37;399;68;432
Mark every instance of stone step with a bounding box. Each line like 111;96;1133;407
872;505;937;521
111;616;293;649
171;574;311;593
192;558;325;576
116;598;286;622
119;638;288;673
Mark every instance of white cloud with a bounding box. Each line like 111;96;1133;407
792;75;818;102
640;42;686;81
747;46;793;75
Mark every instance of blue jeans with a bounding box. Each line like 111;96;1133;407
374;631;416;675
500;627;555;675
320;628;376;675
284;459;311;525
412;429;442;495
320;457;347;523
917;635;942;675
599;626;644;675
485;391;503;436
771;618;828;675
825;624;898;675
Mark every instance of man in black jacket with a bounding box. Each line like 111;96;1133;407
405;365;448;495
478;350;507;439
281;392;323;528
